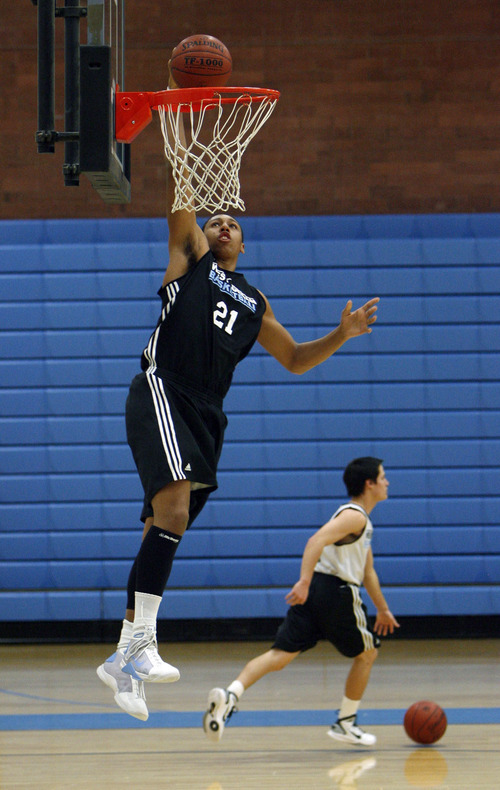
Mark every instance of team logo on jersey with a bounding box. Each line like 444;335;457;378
209;262;258;312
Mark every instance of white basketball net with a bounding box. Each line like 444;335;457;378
158;91;278;213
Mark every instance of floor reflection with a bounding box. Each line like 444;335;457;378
328;756;377;788
404;748;449;788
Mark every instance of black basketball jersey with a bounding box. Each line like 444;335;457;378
140;251;266;399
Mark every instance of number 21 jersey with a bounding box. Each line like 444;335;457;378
141;251;266;400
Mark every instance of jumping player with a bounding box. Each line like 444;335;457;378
203;458;399;746
96;70;380;721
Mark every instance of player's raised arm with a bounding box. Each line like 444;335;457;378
162;63;208;287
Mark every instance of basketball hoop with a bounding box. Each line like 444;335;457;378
115;86;280;213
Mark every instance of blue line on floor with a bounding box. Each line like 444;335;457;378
0;707;499;731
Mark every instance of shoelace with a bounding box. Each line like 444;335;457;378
135;681;147;701
125;628;157;661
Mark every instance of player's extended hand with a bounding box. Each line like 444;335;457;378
373;608;400;637
339;297;380;338
285;579;310;606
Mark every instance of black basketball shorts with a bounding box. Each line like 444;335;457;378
125;371;227;525
272;572;380;658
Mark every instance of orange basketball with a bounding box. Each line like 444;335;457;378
170;35;232;88
404;700;447;744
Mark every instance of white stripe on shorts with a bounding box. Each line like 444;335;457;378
146;369;186;481
350;584;375;651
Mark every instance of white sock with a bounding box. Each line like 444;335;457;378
339;696;360;720
133;592;162;633
117;618;134;651
227;680;245;700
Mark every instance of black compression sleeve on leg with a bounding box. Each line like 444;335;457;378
135;526;182;597
126;557;138;611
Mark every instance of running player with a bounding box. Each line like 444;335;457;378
203;458;399;746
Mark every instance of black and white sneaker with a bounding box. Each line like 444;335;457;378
327;714;376;746
203;688;238;742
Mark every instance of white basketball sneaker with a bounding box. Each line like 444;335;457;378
203;688;238;742
121;627;180;683
327;715;377;746
97;650;149;721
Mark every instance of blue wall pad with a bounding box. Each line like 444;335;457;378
0;213;499;622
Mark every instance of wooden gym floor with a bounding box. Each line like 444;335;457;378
0;638;499;789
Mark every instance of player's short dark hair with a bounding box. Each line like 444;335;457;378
343;457;383;497
202;214;244;241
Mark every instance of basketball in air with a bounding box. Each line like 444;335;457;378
404;701;447;745
170;34;232;88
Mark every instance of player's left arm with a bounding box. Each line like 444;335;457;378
363;548;400;636
256;293;379;374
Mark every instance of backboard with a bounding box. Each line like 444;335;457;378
34;0;131;203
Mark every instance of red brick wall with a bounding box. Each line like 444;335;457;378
2;0;500;219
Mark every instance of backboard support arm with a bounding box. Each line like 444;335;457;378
35;0;87;187
33;0;131;203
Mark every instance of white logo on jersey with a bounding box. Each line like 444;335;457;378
209;262;258;312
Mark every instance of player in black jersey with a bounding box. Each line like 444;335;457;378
97;84;381;724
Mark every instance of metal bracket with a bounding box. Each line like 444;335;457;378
63;162;80;178
35;130;79;144
55;6;87;17
31;0;87;14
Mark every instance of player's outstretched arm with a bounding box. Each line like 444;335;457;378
257;295;380;374
162;61;208;287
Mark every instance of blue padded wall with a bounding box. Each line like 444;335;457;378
1;214;499;623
